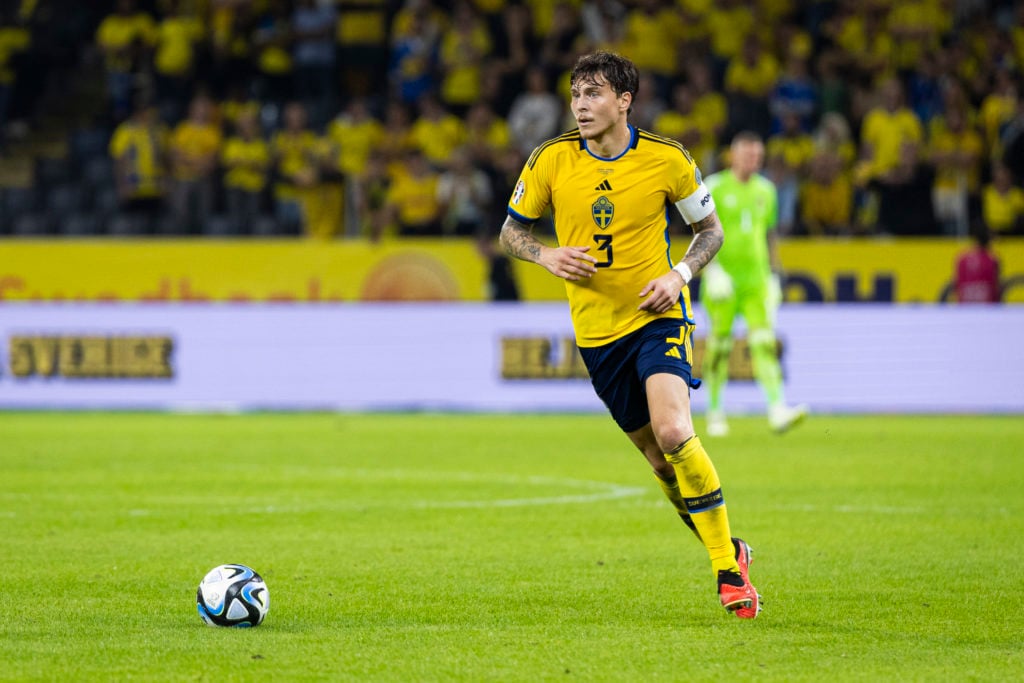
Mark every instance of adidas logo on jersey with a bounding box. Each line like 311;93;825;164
594;179;613;192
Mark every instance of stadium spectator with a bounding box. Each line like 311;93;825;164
463;101;510;172
378;100;416;171
167;93;222;235
1001;92;1024;182
620;0;680;100
476;232;520;301
353;150;392;238
208;0;255;102
271;101;319;234
871;142;937;236
221;108;270;234
860;77;925;183
538;1;584;78
303;134;346;240
507;66;562;157
388;0;442;105
0;7;30;154
766;111;814;235
982;160;1024;236
335;0;389;99
653;82;715;172
327;98;385;181
152;0;205;125
800;150;853;236
251;0;294;108
484;2;532;116
628;71;667;132
953;227;1001;304
769;53;816;134
291;0;337;129
723;37;778;138
928;106;983;236
409;94;466;167
979;68;1018;157
436;145;492;237
380;148;442;239
95;0;157;121
438;2;492;117
109;95;167;232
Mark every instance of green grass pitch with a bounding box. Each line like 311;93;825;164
1;412;1021;681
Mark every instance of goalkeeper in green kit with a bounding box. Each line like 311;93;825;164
700;131;808;436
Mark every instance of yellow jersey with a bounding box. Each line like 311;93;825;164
508;126;713;347
109;121;168;199
222;136;270;192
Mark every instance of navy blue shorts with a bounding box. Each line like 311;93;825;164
578;317;701;433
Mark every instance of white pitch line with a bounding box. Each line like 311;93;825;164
405;484;648;510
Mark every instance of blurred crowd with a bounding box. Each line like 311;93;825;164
1;0;1024;239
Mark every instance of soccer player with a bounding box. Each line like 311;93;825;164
500;52;759;618
701;132;809;436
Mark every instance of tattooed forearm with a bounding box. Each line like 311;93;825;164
682;211;725;274
500;215;544;263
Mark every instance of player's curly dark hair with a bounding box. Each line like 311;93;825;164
570;52;639;113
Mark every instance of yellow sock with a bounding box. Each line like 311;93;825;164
653;471;702;541
664;436;738;575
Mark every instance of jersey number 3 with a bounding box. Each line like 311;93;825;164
593;234;613;268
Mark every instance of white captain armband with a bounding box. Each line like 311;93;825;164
674;184;716;225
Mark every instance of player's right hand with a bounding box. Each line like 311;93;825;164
539;245;598;281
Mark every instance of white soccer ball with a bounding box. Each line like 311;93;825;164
196;564;270;627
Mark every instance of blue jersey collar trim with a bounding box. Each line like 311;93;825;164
581;124;636;162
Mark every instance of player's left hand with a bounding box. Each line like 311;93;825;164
638;271;684;313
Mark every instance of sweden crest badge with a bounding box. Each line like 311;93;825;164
592;196;614;229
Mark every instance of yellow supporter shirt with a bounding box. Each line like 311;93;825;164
982;185;1024;234
440;24;492;106
327;116;385;177
887;0;948;69
693;91;727;135
155;15;204;76
410;115;466;165
467;118;510;157
336;0;387;46
386;171;440;228
622;8;682;77
652;110;715;170
979;93;1017;152
96;11;158;71
801;175;852;232
929;127;983;192
524;0;581;36
109;121;167;198
508;127;713;346
0;26;30;85
705;6;753;59
861;107;923;176
724;53;780;98
222;136;270;192
767;134;816;172
272;130;319;199
169;121;222;181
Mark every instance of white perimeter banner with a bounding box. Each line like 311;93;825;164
0;303;1021;414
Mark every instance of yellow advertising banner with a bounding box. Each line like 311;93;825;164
0;238;1021;303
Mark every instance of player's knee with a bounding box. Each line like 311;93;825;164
748;328;776;354
705;334;732;361
653;422;695;456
